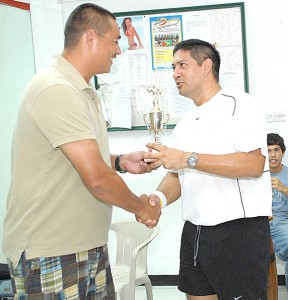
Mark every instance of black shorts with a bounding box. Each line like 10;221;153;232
178;217;270;299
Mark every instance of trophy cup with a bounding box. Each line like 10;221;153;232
143;85;169;144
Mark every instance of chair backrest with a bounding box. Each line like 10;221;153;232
110;220;160;271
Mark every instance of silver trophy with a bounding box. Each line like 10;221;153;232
143;86;169;144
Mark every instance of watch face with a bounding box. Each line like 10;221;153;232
188;155;197;168
189;156;196;163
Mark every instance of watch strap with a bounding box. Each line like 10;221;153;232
115;155;127;173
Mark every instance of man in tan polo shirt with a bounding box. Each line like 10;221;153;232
2;3;160;299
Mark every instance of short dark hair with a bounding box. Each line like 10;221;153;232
173;39;221;82
64;3;116;49
267;133;286;153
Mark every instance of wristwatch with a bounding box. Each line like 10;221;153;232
187;152;198;169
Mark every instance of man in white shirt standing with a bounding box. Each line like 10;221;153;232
142;39;272;299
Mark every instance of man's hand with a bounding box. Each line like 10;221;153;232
147;194;160;207
135;194;161;228
143;143;189;170
271;177;288;196
121;151;155;174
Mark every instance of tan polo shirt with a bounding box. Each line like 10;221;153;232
3;55;112;267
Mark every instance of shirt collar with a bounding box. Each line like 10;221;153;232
53;54;94;92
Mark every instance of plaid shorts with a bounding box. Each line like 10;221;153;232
7;245;115;299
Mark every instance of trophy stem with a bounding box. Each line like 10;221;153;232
154;134;161;144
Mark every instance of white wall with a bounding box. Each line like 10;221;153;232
1;0;288;275
0;4;35;262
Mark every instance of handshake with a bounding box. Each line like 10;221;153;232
119;143;185;228
135;193;163;228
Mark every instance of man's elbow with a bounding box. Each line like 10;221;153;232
250;162;265;178
254;169;265;178
249;153;265;178
82;172;114;196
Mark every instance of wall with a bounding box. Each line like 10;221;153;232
1;0;288;276
32;0;288;161
0;3;35;262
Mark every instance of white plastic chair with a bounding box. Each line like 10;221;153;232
110;219;160;300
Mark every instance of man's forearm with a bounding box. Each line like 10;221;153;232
156;171;181;206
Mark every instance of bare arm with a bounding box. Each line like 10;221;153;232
156;171;181;205
59;139;160;223
195;149;265;178
144;143;265;179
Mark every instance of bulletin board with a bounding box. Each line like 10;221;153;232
96;2;248;131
